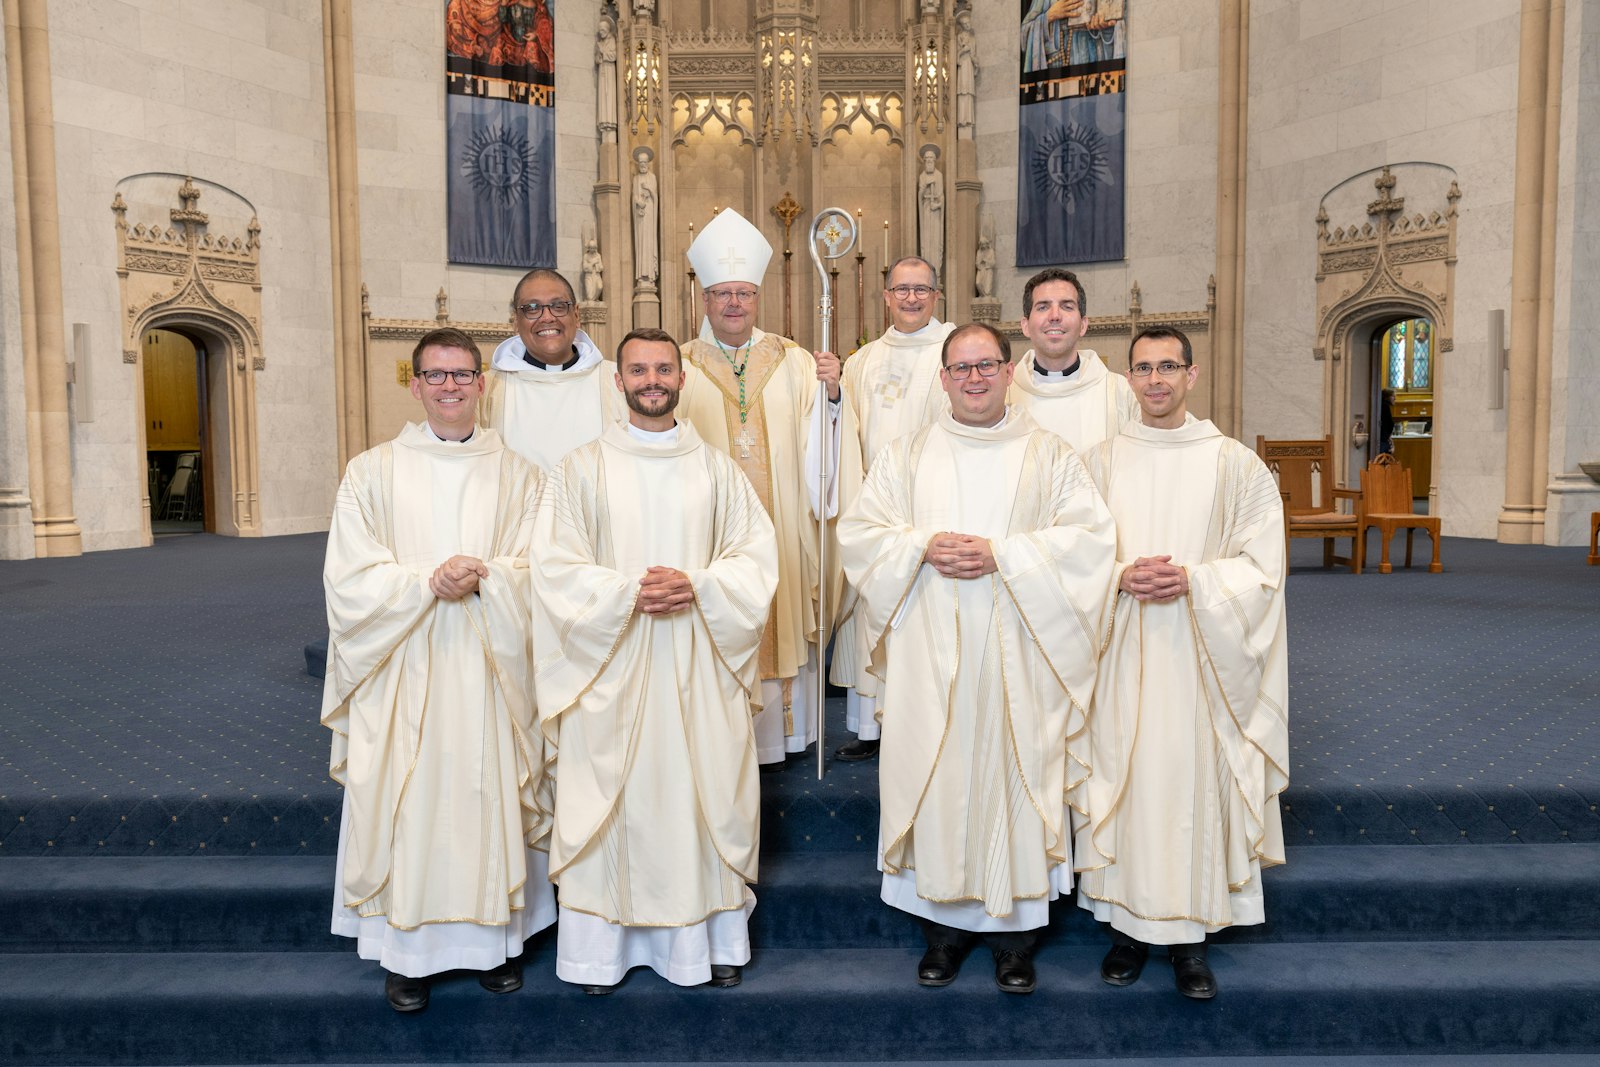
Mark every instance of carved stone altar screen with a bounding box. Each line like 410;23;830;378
590;0;983;351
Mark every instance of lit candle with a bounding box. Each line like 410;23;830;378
882;220;889;263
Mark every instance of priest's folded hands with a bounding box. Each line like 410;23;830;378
921;533;998;578
1117;554;1189;603
428;554;489;599
637;565;694;615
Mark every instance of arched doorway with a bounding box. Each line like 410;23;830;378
113;175;264;546
1369;316;1434;503
142;328;209;534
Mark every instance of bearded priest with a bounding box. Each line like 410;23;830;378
535;327;778;992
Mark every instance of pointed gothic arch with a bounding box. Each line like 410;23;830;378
113;176;264;542
1313;165;1459;510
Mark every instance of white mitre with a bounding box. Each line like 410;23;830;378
688;208;773;287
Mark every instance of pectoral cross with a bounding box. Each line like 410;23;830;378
734;423;755;460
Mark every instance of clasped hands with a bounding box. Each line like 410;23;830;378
923;533;998;580
638;565;693;616
430;555;487;600
1120;555;1188;603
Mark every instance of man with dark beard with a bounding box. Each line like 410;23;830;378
533;328;778;992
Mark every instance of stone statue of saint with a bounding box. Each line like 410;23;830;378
582;236;604;303
631;146;659;286
917;145;945;274
955;9;976;138
596;16;618;144
633;0;655;18
974;231;995;299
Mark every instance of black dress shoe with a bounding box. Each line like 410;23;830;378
478;959;522;994
385;972;429;1013
1100;942;1149;986
581;983;615;996
834;737;880;762
993;948;1036;994
1171;953;1216;1000
917;942;965;987
708;964;742;987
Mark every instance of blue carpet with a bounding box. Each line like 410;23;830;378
3;533;1597;853
3;533;1600;1062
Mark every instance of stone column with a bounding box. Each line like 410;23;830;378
2;0;40;558
950;140;980;325
323;0;367;466
1212;0;1248;438
1500;0;1558;543
11;0;81;556
1530;0;1566;541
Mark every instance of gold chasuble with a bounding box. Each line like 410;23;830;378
321;425;544;932
830;322;955;701
1075;415;1290;945
533;421;778;927
838;409;1116;918
1008;349;1140;455
678;331;840;683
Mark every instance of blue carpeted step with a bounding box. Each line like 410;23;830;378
5;941;1600;1064
7;846;1600;953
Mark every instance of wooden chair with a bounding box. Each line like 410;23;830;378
1588;511;1598;566
1358;453;1442;573
1256;435;1362;573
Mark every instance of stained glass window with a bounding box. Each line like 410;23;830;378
1382;317;1433;391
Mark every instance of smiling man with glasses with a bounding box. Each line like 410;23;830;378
838;322;1116;994
323;327;551;1012
1010;267;1139;454
675;208;847;770
829;256;956;763
479;268;625;472
1074;325;1289;1002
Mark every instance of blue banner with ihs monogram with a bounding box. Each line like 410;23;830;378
1016;1;1126;265
445;0;556;267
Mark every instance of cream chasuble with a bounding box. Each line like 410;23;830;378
1075;415;1289;945
534;420;777;935
838;409;1116;925
1008;349;1140;455
321;425;549;962
830;321;955;721
479;331;626;472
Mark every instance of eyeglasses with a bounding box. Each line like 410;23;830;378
887;284;936;299
1129;361;1189;378
418;369;481;386
515;300;574;320
943;359;1007;380
705;288;758;305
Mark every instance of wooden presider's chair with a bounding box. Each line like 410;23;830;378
1256;435;1362;573
1358;453;1442;574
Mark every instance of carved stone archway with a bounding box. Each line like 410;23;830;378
113;176;264;542
1313;165;1459;506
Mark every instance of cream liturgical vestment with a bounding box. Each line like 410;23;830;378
1008;349;1139;454
322;424;555;978
678;326;850;761
838;409;1116;931
479;330;626;472
830;320;956;742
533;420;778;987
1075;415;1289;945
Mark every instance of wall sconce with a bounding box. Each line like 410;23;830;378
1351;414;1368;452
